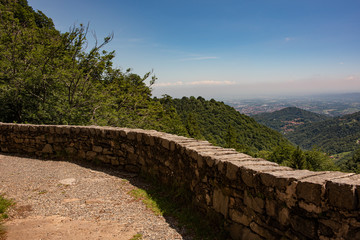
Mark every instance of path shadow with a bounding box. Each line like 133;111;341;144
0;153;229;240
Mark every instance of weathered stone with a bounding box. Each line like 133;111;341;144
85;151;97;159
326;174;360;210
278;207;289;226
226;162;239;180
111;158;120;165
77;150;86;159
14;138;24;143
265;199;276;217
93;145;103;153
244;190;264;213
297;171;352;205
125;165;139;173
128;153;138;164
260;170;318;189
127;131;136;140
298;201;322;214
290;215;317;239
42;144;53;153
250;222;277;240
241;168;256;187
161;138;170;149
213;188;229;217
228;224;262;240
229;209;251;226
65;147;76;154
276;181;297;208
136;133;142;142
121;144;134;154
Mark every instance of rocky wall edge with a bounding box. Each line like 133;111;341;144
0;123;359;240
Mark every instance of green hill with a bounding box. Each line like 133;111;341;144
286;111;360;154
253;107;331;133
161;96;292;154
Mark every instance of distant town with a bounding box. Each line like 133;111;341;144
225;93;360;116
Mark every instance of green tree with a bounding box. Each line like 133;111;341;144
268;145;294;164
289;146;306;169
304;147;337;171
225;124;236;148
185;113;202;139
344;148;360;173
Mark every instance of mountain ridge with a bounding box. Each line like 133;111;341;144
253;106;331;133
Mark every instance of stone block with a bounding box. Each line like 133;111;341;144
111;158;120;165
85;151;97;159
169;141;176;151
241;168;256;188
297;171;352;206
244;190;264;213
121;144;135;154
92;145;103;153
205;156;216;167
136;132;142;142
161;138;170;149
260;170;318;190
228;224;262;240
229;209;251;226
13;138;23;143
127;131;136;140
278;207;289;226
213;188;229;217
65;147;76;155
250;222;277;240
128;153;138;164
326;174;360;210
42;144;53;153
290;215;317;239
226;162;239;181
265;199;276;217
125;164;139;173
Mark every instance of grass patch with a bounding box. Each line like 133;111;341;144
0;196;13;220
128;188;162;215
128;178;228;240
0;195;14;239
129;233;143;240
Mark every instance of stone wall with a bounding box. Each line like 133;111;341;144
0;123;359;239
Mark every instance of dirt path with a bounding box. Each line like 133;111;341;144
0;154;188;240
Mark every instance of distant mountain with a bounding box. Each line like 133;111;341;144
286;111;360;154
253;107;331;133
162;96;292;154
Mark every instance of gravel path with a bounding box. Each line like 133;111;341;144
0;154;190;240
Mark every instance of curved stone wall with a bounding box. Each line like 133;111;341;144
0;123;359;239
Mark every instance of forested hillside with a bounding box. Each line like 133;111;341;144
286;111;360;154
253;107;330;133
0;0;186;135
285;111;360;172
164;96;293;153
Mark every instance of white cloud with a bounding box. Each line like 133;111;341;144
189;80;236;85
284;37;294;42
154;80;235;87
154;81;184;87
339;62;344;65
347;75;355;80
179;56;218;61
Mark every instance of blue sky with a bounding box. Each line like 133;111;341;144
28;0;360;99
